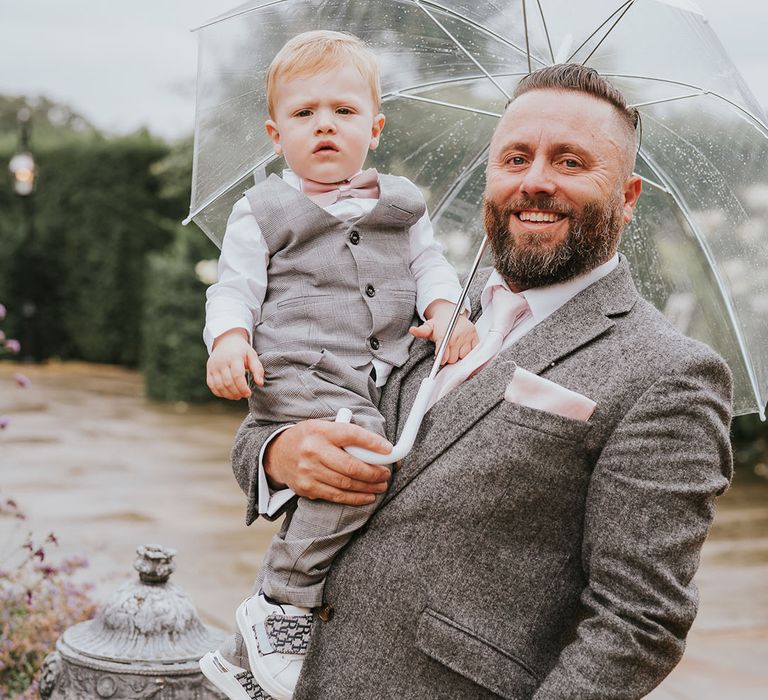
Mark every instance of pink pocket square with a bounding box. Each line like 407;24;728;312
504;367;596;422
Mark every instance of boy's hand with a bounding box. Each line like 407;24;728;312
207;328;264;400
409;300;478;365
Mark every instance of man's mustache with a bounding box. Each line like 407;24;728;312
498;197;575;220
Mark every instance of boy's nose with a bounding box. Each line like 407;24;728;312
314;113;337;135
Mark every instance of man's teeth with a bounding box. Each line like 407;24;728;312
518;211;562;222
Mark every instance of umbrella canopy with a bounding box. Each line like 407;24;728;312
186;0;768;419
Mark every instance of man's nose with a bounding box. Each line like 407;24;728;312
520;159;556;198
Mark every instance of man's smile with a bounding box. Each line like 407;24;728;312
516;210;566;223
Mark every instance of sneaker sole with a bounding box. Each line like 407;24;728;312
199;651;259;700
236;599;293;700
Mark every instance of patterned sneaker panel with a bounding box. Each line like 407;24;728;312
257;613;314;655
235;669;275;700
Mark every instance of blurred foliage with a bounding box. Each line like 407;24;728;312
141;140;220;402
0;95;99;151
0;134;172;365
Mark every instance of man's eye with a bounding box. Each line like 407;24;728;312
563;158;580;168
506;156;526;166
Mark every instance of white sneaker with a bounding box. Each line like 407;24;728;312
235;593;313;700
199;649;274;700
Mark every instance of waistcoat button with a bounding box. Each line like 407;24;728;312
349;230;360;244
318;604;334;622
369;337;380;351
365;284;376;298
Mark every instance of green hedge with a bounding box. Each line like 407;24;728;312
141;225;219;402
0;136;172;364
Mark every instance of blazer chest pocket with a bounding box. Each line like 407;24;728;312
494;399;594;444
416;608;539;699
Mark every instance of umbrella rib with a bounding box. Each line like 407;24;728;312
192;0;288;31
412;0;548;69
638;150;765;419
431;144;491;223
535;0;556;64
522;0;532;74
630;91;705;109
184;153;277;225
602;73;768;135
635;174;669;193
566;0;635;63
580;0;637;66
414;0;511;99
389;92;502;119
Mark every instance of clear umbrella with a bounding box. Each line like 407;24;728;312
186;0;768;423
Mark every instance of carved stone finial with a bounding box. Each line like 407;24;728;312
133;544;176;584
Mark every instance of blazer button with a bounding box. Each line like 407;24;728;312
365;284;376;298
349;230;360;244
369;337;380;351
318;604;334;622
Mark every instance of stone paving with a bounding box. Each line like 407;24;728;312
2;361;766;698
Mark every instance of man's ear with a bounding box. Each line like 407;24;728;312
265;120;282;155
622;175;642;224
369;114;386;150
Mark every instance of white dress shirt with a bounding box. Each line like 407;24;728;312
204;170;464;388
258;253;620;516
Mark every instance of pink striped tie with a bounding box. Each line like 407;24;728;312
428;285;529;410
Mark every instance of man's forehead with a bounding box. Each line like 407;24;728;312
493;89;624;149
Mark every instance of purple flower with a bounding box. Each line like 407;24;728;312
0;416;10;430
4;339;20;353
0;303;5;320
14;373;30;388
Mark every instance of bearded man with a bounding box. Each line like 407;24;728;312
228;64;733;699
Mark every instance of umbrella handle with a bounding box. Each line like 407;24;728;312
335;376;436;465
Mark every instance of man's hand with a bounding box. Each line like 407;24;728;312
207;328;264;400
410;299;478;365
264;420;393;505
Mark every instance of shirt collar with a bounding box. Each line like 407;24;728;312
481;254;620;323
282;169;366;194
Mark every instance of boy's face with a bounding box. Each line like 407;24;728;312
265;64;385;183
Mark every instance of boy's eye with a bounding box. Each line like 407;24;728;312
336;107;353;115
295;109;312;117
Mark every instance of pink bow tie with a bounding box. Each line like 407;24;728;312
301;168;380;207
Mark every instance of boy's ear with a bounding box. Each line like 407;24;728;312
369;114;386;150
265;120;282;155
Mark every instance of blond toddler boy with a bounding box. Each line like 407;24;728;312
199;30;476;700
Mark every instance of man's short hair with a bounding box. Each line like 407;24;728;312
510;64;639;138
266;30;381;119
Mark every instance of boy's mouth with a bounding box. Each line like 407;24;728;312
313;141;339;153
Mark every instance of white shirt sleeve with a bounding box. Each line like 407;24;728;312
257;425;297;516
408;207;469;320
203;196;270;354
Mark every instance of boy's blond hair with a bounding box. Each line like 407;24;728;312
266;30;381;118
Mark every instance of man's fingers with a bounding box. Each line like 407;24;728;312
321;421;392;454
315;463;389;494
302;483;378;506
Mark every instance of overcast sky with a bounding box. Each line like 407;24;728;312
1;0;766;139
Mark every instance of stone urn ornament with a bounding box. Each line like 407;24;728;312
40;544;226;699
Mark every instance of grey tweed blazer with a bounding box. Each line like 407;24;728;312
231;258;733;700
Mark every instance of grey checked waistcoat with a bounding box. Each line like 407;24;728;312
244;173;426;368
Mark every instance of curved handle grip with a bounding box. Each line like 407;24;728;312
335;377;436;465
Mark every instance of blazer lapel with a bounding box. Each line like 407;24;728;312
383;258;639;505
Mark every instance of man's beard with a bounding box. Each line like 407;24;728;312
483;194;625;289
